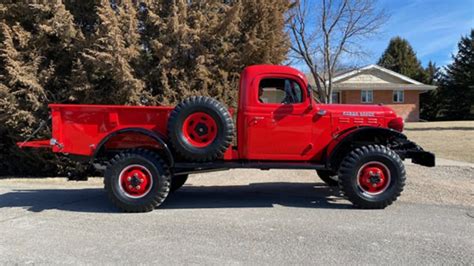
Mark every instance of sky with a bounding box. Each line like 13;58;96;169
293;0;474;70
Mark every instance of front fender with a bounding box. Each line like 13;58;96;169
326;126;435;169
327;127;406;159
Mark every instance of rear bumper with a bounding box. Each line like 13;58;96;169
17;139;52;149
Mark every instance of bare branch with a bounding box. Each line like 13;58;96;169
289;0;388;103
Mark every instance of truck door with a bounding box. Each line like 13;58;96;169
243;75;313;160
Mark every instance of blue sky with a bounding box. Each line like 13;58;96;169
372;0;474;67
294;0;474;70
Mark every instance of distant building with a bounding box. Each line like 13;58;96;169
310;65;436;122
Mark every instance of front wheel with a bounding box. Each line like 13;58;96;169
104;149;171;212
338;145;406;209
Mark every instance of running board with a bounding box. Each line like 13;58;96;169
173;161;327;175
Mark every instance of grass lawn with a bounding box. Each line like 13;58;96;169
404;121;474;163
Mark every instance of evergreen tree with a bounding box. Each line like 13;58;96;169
237;1;290;66
423;61;438;85
72;0;148;105
377;36;425;81
141;0;291;107
378;37;444;121
419;61;440;120
140;0;198;105
0;2;83;175
437;30;474;120
64;0;100;35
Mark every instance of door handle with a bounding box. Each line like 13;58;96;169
249;116;265;125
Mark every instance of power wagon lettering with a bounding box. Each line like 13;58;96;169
342;111;376;117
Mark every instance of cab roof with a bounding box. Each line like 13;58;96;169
242;65;308;84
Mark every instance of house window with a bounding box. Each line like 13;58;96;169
361;90;373;103
393;90;404;103
331;92;340;103
258;78;304;104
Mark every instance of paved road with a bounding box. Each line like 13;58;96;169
0;163;473;265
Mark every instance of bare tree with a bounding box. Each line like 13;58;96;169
288;0;387;103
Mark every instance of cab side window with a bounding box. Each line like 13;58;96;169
258;78;304;104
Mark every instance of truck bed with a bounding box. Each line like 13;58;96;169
47;104;174;156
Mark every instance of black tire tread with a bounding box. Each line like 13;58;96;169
338;144;406;209
104;149;171;212
168;96;234;162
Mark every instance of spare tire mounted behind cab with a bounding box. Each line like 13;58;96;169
167;96;234;162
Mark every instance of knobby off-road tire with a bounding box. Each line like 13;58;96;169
170;174;189;192
168;96;234;162
316;170;339;187
338;145;406;209
104;149;171;212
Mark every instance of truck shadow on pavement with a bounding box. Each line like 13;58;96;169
0;182;351;213
162;182;351;210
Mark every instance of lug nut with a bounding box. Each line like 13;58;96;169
127;177;132;181
133;173;139;178
140;179;144;183
136;185;141;190
128;185;133;189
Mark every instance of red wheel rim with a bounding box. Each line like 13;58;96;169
182;112;218;148
118;165;153;199
356;161;391;195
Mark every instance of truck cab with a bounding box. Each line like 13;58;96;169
237;65;315;161
236;65;404;163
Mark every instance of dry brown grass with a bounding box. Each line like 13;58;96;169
404;121;474;163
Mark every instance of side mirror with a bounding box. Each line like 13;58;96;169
317;109;327;116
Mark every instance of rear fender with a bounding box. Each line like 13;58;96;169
93;128;174;167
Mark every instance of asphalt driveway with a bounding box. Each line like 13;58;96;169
0;162;473;264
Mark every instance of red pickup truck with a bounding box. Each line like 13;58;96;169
19;65;435;212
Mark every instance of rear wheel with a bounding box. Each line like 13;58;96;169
338;145;405;209
316;170;338;186
168;96;234;162
104;149;171;212
170;174;189;192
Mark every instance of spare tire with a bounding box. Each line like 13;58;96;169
168;96;234;162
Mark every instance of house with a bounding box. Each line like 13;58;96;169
317;65;436;122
